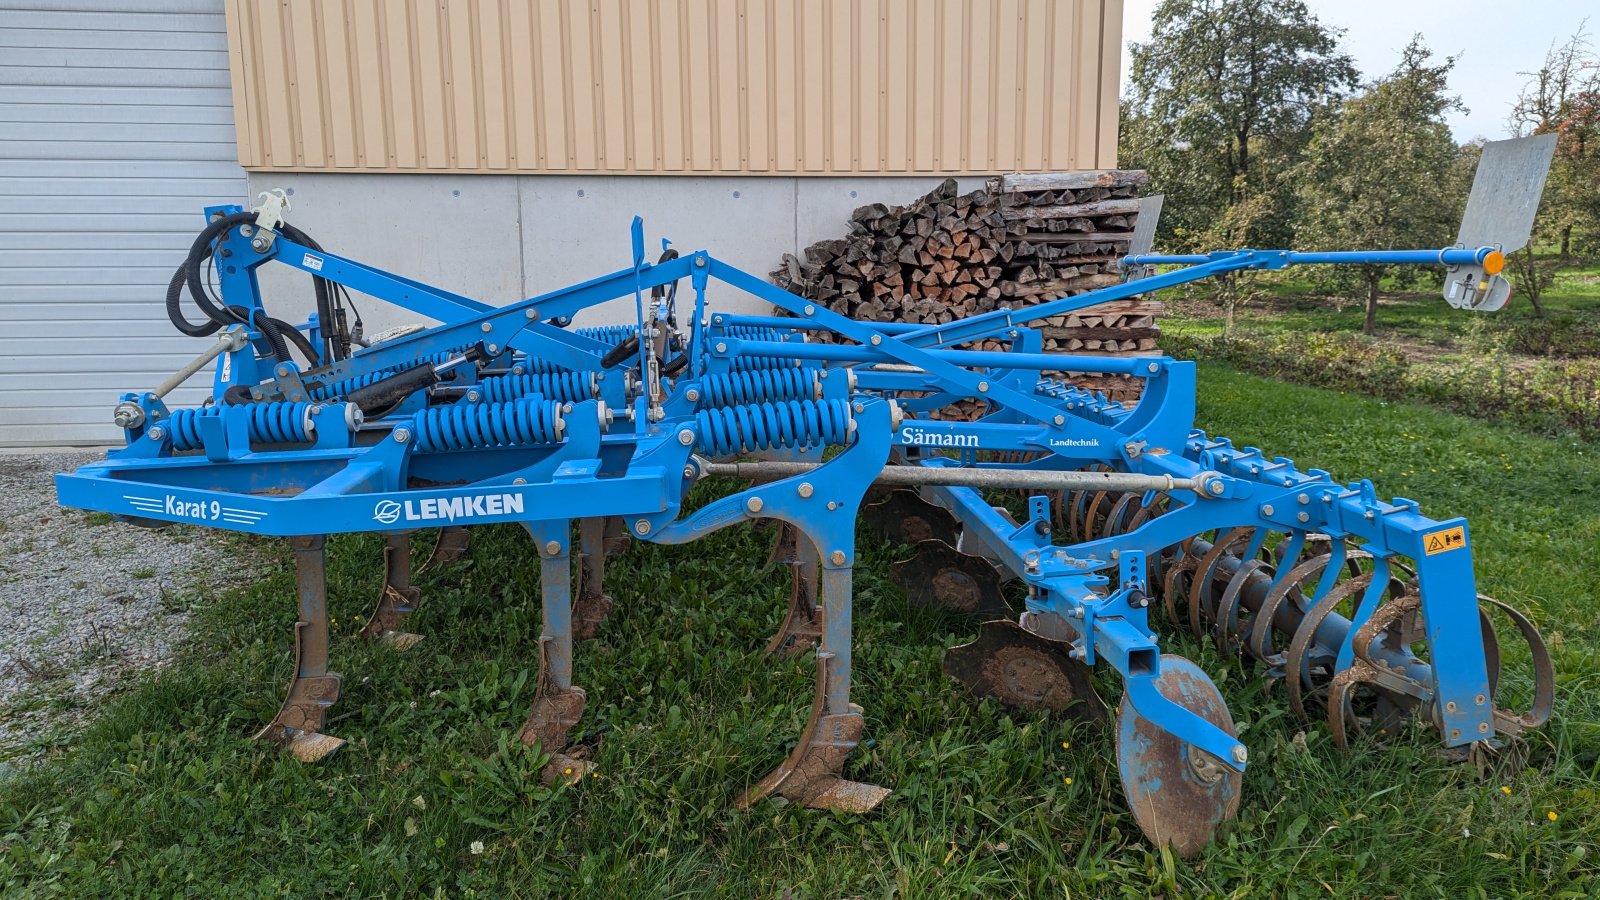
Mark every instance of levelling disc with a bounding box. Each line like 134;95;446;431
861;489;960;546
1116;654;1241;857
891;540;1010;617
943;620;1104;721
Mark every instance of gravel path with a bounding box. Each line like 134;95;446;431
0;451;236;763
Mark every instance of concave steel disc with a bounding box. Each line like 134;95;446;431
1116;654;1242;857
943;620;1105;721
891;540;1010;618
861;489;960;546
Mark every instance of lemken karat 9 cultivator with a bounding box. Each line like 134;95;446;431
56;137;1557;856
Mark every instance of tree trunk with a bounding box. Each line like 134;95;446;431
1560;224;1572;262
1363;272;1380;336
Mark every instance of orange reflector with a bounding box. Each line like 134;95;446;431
1483;250;1505;275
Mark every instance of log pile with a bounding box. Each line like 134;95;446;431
772;170;1160;404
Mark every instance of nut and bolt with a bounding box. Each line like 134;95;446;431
826;501;837;510
746;497;764;513
147;425;166;442
829;550;846;565
803;304;816;316
977;381;989;393
677;429;695;446
466;390;481;403
1231;745;1249;764
715;342;728;353
634;519;651;535
513;477;527;485
393;428;411;443
685;388;700;402
1262;504;1275;516
870;334;882;345
480;322;493;333
1209;481;1225;495
682;465;696;479
526;307;539;319
1054;415;1065;425
1070;646;1087;660
544;540;561;556
1298;493;1310;505
694;256;706;267
1148;362;1160;374
797;482;814;498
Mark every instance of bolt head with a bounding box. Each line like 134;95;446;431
1262;504;1275;516
803;304;816;316
393;428;411;443
147;426;166;442
870;334;882;345
685;388;700;402
513;477;527;485
1148;362;1160;374
526;307;539;319
694;256;706;267
1231;745;1248;764
634;518;651;535
977;381;989;393
798;482;814;498
466;390;481;403
829;550;846;565
1210;481;1225;495
682;465;696;479
1296;511;1310;523
544;540;561;556
1298;493;1310;504
481;322;493;332
677;429;694;446
1054;415;1065;425
746;497;764;513
716;342;728;353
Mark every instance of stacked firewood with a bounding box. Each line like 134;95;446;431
772;170;1159;402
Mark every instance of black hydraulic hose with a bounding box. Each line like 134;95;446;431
165;264;218;337
276;222;345;362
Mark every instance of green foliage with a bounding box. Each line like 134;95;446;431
1294;37;1465;334
2;375;1599;895
1121;0;1357;251
1510;25;1600;259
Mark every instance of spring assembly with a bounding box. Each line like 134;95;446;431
694;398;853;456
167;401;313;451
696;368;819;409
411;395;564;453
575;324;638;346
308;370;392;401
477;371;598;404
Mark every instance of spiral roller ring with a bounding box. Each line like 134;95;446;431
694;398;853;456
411;395;564;453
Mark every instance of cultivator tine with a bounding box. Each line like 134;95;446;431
361;531;424;650
602;516;632;557
739;562;889;813
889;540;1010;618
1116;655;1241;857
254;535;346;763
517;524;594;784
764;521;822;658
573;518;615;641
421;525;472;571
860;489;959;546
943;620;1104;721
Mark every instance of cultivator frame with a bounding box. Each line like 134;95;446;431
56;137;1556;855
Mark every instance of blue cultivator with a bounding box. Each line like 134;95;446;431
57;137;1556;855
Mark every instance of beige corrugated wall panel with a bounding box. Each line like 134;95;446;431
225;0;1122;175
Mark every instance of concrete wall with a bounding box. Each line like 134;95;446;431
247;173;981;334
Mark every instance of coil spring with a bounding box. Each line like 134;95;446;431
411;395;564;453
694;399;853;456
576;324;638;346
167;402;312;451
697;368;817;408
309;370;392;401
477;371;596;403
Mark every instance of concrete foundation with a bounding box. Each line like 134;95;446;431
247;173;981;334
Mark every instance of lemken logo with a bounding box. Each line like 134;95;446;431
372;493;525;524
898;426;979;448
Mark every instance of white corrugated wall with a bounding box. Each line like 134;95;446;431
0;0;245;446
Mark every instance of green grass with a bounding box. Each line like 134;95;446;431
2;364;1597;896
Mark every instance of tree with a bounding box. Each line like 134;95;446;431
1294;37;1465;336
1121;0;1357;252
1509;24;1600;260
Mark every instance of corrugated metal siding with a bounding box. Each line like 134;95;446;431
0;0;246;446
225;0;1122;175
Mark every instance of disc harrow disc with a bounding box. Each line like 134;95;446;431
891;540;1010;618
943;620;1105;721
861;490;960;546
1116;655;1241;858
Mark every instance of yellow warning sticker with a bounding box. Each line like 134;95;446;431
1424;526;1467;556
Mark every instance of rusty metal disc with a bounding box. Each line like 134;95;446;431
890;540;1009;617
943;620;1105;721
861;489;960;546
1116;655;1242;858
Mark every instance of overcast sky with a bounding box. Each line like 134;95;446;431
1120;0;1593;142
